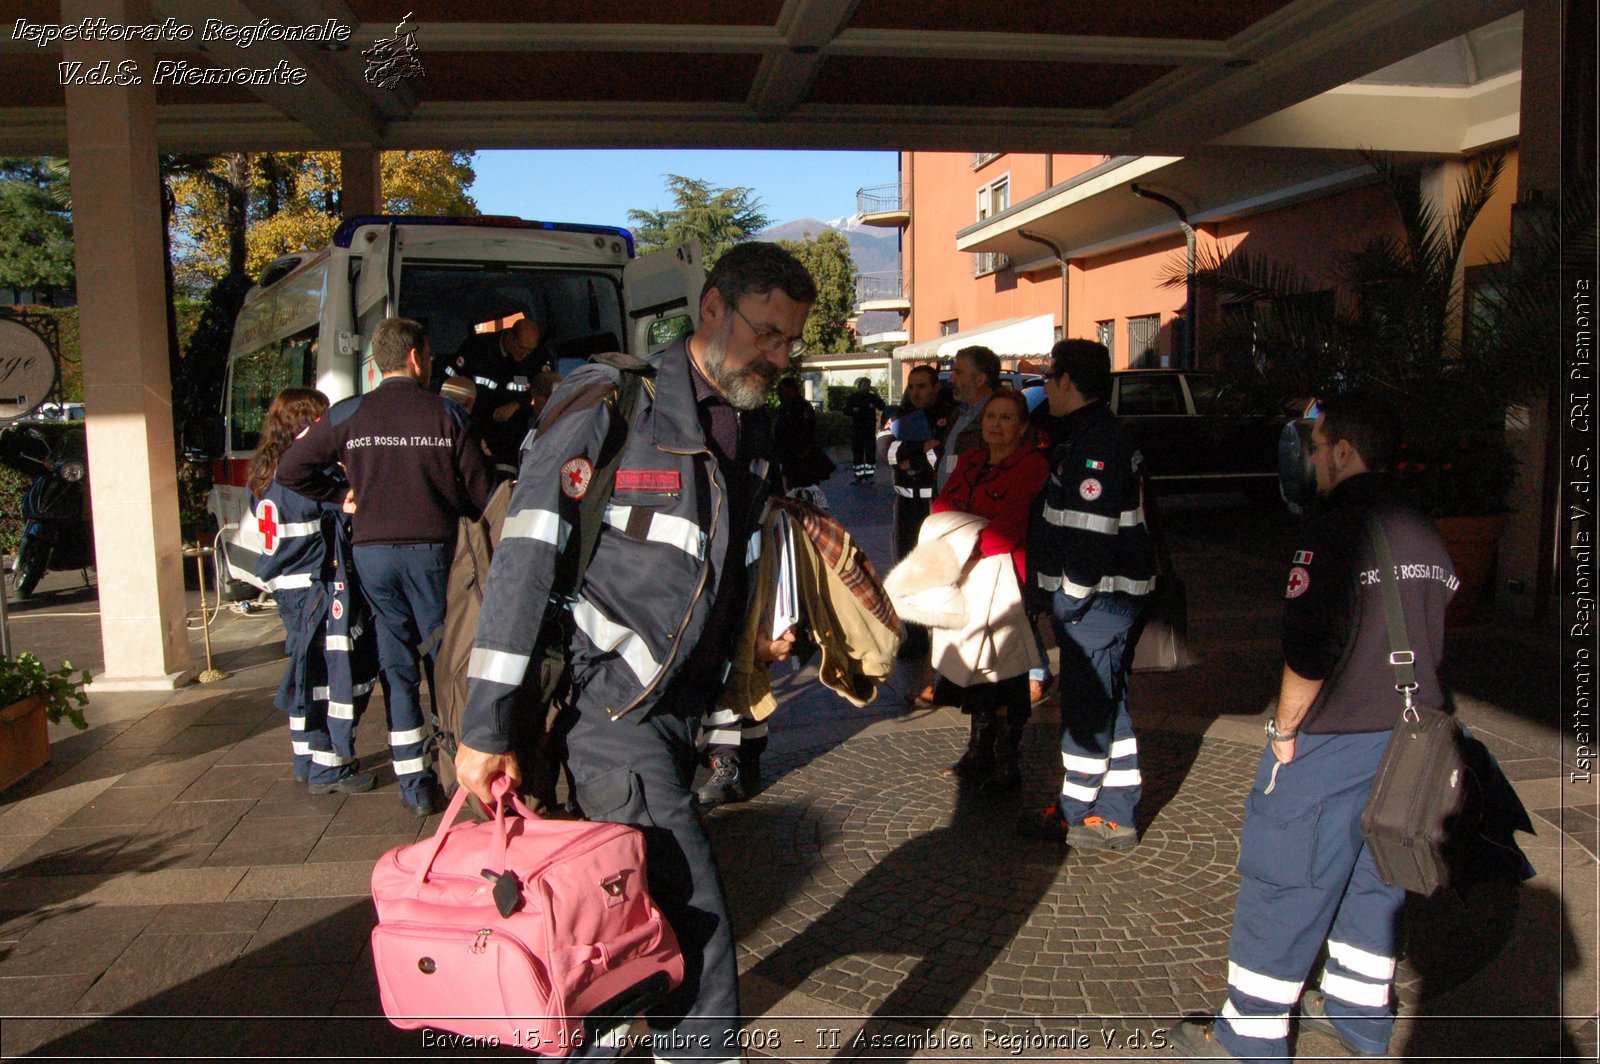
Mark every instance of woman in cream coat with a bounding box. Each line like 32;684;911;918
888;390;1047;796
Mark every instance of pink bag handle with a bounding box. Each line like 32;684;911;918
409;776;541;890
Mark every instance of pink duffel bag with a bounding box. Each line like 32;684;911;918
370;778;684;1055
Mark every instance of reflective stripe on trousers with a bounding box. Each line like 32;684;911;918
1217;731;1402;1063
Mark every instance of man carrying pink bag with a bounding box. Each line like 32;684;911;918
452;243;818;1060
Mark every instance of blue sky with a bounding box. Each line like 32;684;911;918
467;149;899;230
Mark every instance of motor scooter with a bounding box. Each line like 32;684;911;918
1;425;94;599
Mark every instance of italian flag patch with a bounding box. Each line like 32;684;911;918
1293;550;1314;564
1085;459;1105;470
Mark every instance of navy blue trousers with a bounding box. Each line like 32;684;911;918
1216;730;1403;1061
560;691;741;1063
1050;590;1143;826
353;542;449;805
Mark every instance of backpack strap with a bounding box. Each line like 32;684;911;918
552;362;653;599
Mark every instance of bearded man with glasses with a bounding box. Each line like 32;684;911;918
455;242;815;1060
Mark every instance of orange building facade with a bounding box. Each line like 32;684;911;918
871;147;1521;380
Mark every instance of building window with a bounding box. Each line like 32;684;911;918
1128;314;1160;367
1096;319;1115;360
972;176;1011;275
940;319;960;336
1053;325;1065;344
972;152;1002;169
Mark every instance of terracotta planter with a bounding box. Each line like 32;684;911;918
1436;514;1509;627
0;696;51;792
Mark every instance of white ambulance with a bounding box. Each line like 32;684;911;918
206;214;702;595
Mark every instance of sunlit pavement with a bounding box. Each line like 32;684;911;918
1;462;1593;1060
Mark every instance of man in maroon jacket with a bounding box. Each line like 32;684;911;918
278;317;491;815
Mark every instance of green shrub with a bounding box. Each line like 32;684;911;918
0;653;89;728
0;462;25;556
814;410;851;447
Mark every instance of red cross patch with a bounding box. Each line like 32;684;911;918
256;499;280;555
560;456;594;499
1080;477;1103;502
1285;565;1311;599
331;598;343;620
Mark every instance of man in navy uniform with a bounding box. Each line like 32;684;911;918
447;316;553;481
453;243;815;1060
1022;338;1157;850
1171;392;1457;1062
279;317;491;816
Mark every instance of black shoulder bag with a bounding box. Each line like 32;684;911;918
1358;518;1478;896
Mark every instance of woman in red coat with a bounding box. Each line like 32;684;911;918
929;388;1048;795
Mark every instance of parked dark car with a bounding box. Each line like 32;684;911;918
1108;370;1288;497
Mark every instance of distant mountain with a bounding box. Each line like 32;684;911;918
759;217;900;277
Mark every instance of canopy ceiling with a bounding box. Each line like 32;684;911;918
0;0;1524;155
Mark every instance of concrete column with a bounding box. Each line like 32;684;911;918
1498;0;1564;619
340;147;383;218
64;0;192;688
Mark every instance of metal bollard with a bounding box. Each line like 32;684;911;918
183;544;228;683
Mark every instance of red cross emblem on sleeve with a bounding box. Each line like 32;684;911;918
256;499;280;555
1285;565;1311;599
561;456;593;499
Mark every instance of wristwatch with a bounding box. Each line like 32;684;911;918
1265;718;1298;742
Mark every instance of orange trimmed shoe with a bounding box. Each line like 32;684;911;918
1066;815;1138;852
1017;801;1068;842
1169;1018;1243;1060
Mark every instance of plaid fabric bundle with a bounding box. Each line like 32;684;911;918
775;496;903;638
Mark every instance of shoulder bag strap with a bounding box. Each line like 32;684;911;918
1367;515;1419;717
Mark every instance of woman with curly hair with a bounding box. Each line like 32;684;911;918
249;387;376;794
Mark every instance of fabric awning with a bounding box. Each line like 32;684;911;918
893;314;1056;362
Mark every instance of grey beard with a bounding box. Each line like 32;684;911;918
703;330;777;410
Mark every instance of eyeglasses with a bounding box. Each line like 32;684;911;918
732;304;807;359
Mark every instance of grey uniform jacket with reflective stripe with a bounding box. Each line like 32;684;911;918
1029;401;1157;601
458;340;767;754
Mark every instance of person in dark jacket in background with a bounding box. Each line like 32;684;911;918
1170;393;1458;1063
278;317;491;816
447;316;553;482
843;376;886;483
879;363;941;659
249;388;376;794
771;376;832;509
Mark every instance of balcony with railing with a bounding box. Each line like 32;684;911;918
855;182;911;227
854;271;910;312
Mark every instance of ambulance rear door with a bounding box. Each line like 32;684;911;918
623;240;703;354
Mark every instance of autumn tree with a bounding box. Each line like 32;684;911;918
778;228;858;354
628;175;770;267
168;150;477;290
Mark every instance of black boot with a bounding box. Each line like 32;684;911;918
977;711;1029;797
943;710;997;781
696;754;746;808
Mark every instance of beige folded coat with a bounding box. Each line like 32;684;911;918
884;510;1040;688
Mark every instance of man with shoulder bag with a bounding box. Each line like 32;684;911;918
1172;392;1459;1062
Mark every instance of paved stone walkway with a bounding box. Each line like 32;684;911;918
0;463;1593;1060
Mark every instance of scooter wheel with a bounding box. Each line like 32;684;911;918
12;539;47;599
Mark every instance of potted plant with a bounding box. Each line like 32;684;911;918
0;653;89;792
1174;150;1582;620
